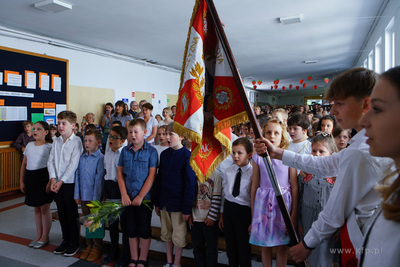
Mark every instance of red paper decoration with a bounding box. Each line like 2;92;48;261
274;79;280;85
257;80;262;85
308;75;312;81
252;80;256;85
274;85;278;89
314;85;317;90
289;84;293;89
324;78;329;84
271;86;273;90
253;85;257;89
303;83;307;88
282;86;286;91
296;86;299;90
299;79;304;84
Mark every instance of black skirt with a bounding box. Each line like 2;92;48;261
24;167;53;207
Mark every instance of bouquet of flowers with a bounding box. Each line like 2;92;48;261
80;199;153;232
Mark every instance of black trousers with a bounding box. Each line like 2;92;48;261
223;200;252;267
104;180;130;258
54;183;79;247
191;221;219;267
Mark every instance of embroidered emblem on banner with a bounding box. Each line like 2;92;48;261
190;62;205;103
199;137;213;161
214;86;234;110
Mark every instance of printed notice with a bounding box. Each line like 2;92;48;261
0;91;34;98
40;73;50;91
26;71;36;89
53;76;61;92
44;108;56;116
0;106;27;121
7;73;22;87
44;116;56;125
0;72;3;85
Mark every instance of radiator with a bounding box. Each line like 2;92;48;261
0;147;21;193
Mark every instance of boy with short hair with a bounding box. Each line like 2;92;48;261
14;120;34;154
102;125;130;265
118;119;158;267
287;113;311;155
154;122;196;267
48;110;83;256
74;130;105;262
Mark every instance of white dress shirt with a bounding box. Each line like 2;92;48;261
104;146;124;182
220;162;252;212
47;133;83;184
282;129;392;251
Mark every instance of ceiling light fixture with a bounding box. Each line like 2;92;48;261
279;14;303;25
304;60;318;64
34;0;72;13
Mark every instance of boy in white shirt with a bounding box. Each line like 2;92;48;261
287;113;311;155
102;126;130;266
48;111;83;257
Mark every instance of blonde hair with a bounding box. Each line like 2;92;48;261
312;131;338;153
375;166;400;221
271;108;288;120
262;118;289;149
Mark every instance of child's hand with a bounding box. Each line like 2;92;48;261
188;215;194;226
155;207;160;216
75;199;81;205
51;179;63;193
204;218;214;226
132;195;143;206
182;214;190;222
121;194;131;206
20;182;25;193
218;213;224;230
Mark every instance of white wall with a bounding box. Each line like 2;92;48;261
355;1;400;69
0;33;181;116
277;95;304;106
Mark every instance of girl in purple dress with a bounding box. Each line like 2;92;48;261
250;118;298;267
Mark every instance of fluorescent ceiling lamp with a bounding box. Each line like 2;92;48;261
304;60;318;64
279;14;303;25
34;0;72;13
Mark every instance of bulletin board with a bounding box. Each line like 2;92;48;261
0;46;68;144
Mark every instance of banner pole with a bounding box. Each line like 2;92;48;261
204;1;306;265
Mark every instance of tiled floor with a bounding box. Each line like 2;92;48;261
0;194;290;266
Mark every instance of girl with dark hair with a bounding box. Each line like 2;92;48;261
19;121;53;249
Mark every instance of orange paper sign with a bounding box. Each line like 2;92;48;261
0;99;4;106
44;102;56;109
31;102;44;108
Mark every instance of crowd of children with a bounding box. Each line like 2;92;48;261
14;66;400;267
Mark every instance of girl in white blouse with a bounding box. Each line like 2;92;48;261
20;121;53;249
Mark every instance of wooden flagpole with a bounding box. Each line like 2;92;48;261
205;0;306;265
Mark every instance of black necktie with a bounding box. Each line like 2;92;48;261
232;168;241;197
